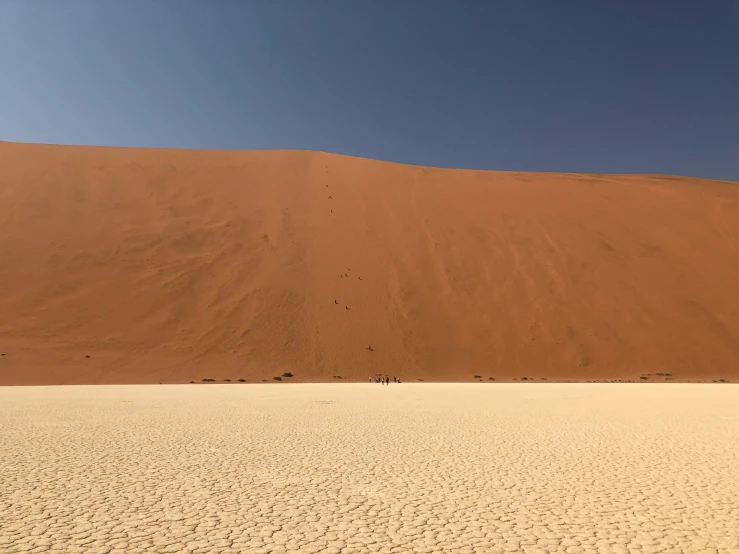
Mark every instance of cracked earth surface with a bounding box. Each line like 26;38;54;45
1;384;738;554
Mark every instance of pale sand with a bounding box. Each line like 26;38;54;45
2;141;739;385
1;385;738;553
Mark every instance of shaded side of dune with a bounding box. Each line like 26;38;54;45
0;141;738;384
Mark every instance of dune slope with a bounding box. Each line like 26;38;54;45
0;141;738;384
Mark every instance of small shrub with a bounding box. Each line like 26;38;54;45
665;373;672;377
189;381;195;384
273;376;282;381
418;378;424;381
282;372;293;378
262;379;267;382
540;377;548;380
85;355;91;359
719;378;727;383
202;378;215;382
640;376;648;380
521;377;528;380
473;375;482;379
488;377;495;380
332;375;343;379
224;378;231;382
238;378;247;383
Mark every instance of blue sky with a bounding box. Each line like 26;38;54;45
1;1;737;179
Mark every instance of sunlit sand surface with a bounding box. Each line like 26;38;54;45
1;384;738;553
3;141;739;385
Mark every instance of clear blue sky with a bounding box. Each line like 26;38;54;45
1;1;738;179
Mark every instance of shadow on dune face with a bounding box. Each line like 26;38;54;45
1;141;738;384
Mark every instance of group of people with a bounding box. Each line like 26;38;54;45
371;376;400;385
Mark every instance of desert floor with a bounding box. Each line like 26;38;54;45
1;384;738;554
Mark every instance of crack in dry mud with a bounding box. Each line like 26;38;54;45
1;384;738;553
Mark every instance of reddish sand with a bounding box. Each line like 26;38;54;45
0;140;737;385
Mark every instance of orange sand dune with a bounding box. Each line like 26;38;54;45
0;140;738;385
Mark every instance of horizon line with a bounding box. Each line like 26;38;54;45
2;139;736;183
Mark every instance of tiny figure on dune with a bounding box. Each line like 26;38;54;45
367;345;374;352
334;300;339;304
345;306;349;310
